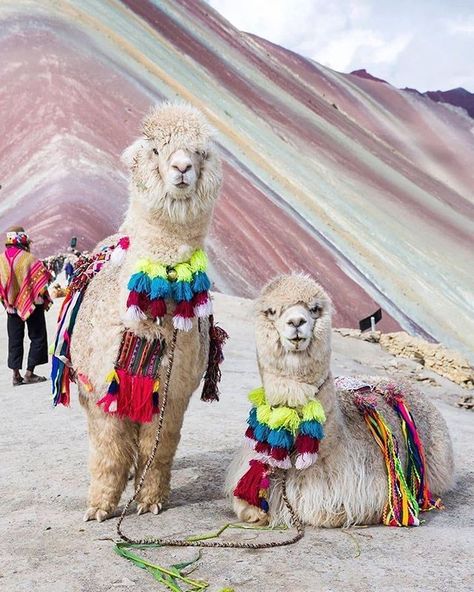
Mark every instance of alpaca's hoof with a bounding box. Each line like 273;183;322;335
137;502;163;516
233;497;269;525
83;507;109;522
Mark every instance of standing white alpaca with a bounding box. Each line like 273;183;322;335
226;274;454;527
54;103;223;522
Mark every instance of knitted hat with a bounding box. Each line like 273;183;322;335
6;226;30;247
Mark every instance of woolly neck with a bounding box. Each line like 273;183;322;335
261;371;331;409
121;201;211;263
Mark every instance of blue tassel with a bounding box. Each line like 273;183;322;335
150;277;170;299
299;420;324;440
192;272;211;293
267;428;294;449
136;273;151;294
254;422;270;442
127;272;144;291
247;407;258;429
107;380;119;395
51;356;64;406
172;280;194;302
260;499;269;512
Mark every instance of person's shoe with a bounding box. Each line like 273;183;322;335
12;376;24;387
23;374;48;384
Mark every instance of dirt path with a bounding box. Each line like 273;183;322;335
0;294;472;592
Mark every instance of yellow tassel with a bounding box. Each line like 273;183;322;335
302;399;326;423
248;387;266;407
190;249;208;273
153;379;160;393
256;404;272;425
175;262;193;282
105;369;119;384
135;258;152;274
268;407;300;433
148;262;167;279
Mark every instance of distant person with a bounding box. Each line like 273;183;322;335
64;259;74;283
0;227;52;386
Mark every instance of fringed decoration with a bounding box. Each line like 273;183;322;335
125;248;212;329
200;315;229;402
51;290;84;407
242;387;326;471
379;383;443;511
100;331;165;423
354;393;420;527
233;459;271;513
173;300;194;331
193;291;213;318
149;298;167;320
110;236;130;266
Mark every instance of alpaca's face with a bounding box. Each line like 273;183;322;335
274;302;319;352
255;275;332;375
122;128;222;224
259;299;324;355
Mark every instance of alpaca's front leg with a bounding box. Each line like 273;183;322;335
83;401;137;522
134;399;186;515
233;497;269;525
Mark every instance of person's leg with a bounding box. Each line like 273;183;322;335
7;313;25;385
24;306;48;383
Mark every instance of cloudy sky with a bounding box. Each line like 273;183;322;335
209;0;474;92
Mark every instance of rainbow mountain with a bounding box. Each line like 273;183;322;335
0;0;473;358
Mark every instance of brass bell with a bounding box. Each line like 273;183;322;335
167;268;177;282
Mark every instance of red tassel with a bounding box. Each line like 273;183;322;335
139;293;150;312
174;300;194;318
295;434;320;454
255;441;271;454
150;298;167;319
127;290;140;307
115;369;157;423
270;446;289;461
245;426;256;440
193;291;209;306
118;236;130;250
97;392;118;414
234;459;268;508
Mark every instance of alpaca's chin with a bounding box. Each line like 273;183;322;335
282;337;311;353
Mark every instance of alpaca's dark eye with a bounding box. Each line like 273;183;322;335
196;149;208;159
264;308;276;317
310;305;321;315
152;148;159;155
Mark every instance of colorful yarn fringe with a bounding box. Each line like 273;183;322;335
99;330;164;423
51;240;129;407
355;393;421;526
234;460;271;513
378;383;443;511
200;315;229;402
235;387;326;512
125;249;212;331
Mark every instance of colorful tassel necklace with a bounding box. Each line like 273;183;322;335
234;386;326;514
125;249;212;331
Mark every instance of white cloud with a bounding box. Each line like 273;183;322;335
209;0;474;91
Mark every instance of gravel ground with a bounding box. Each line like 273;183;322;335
0;294;472;592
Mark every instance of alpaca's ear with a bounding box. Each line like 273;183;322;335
121;138;148;169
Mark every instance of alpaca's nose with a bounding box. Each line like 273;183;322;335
170;151;193;174
287;316;307;328
173;161;192;174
